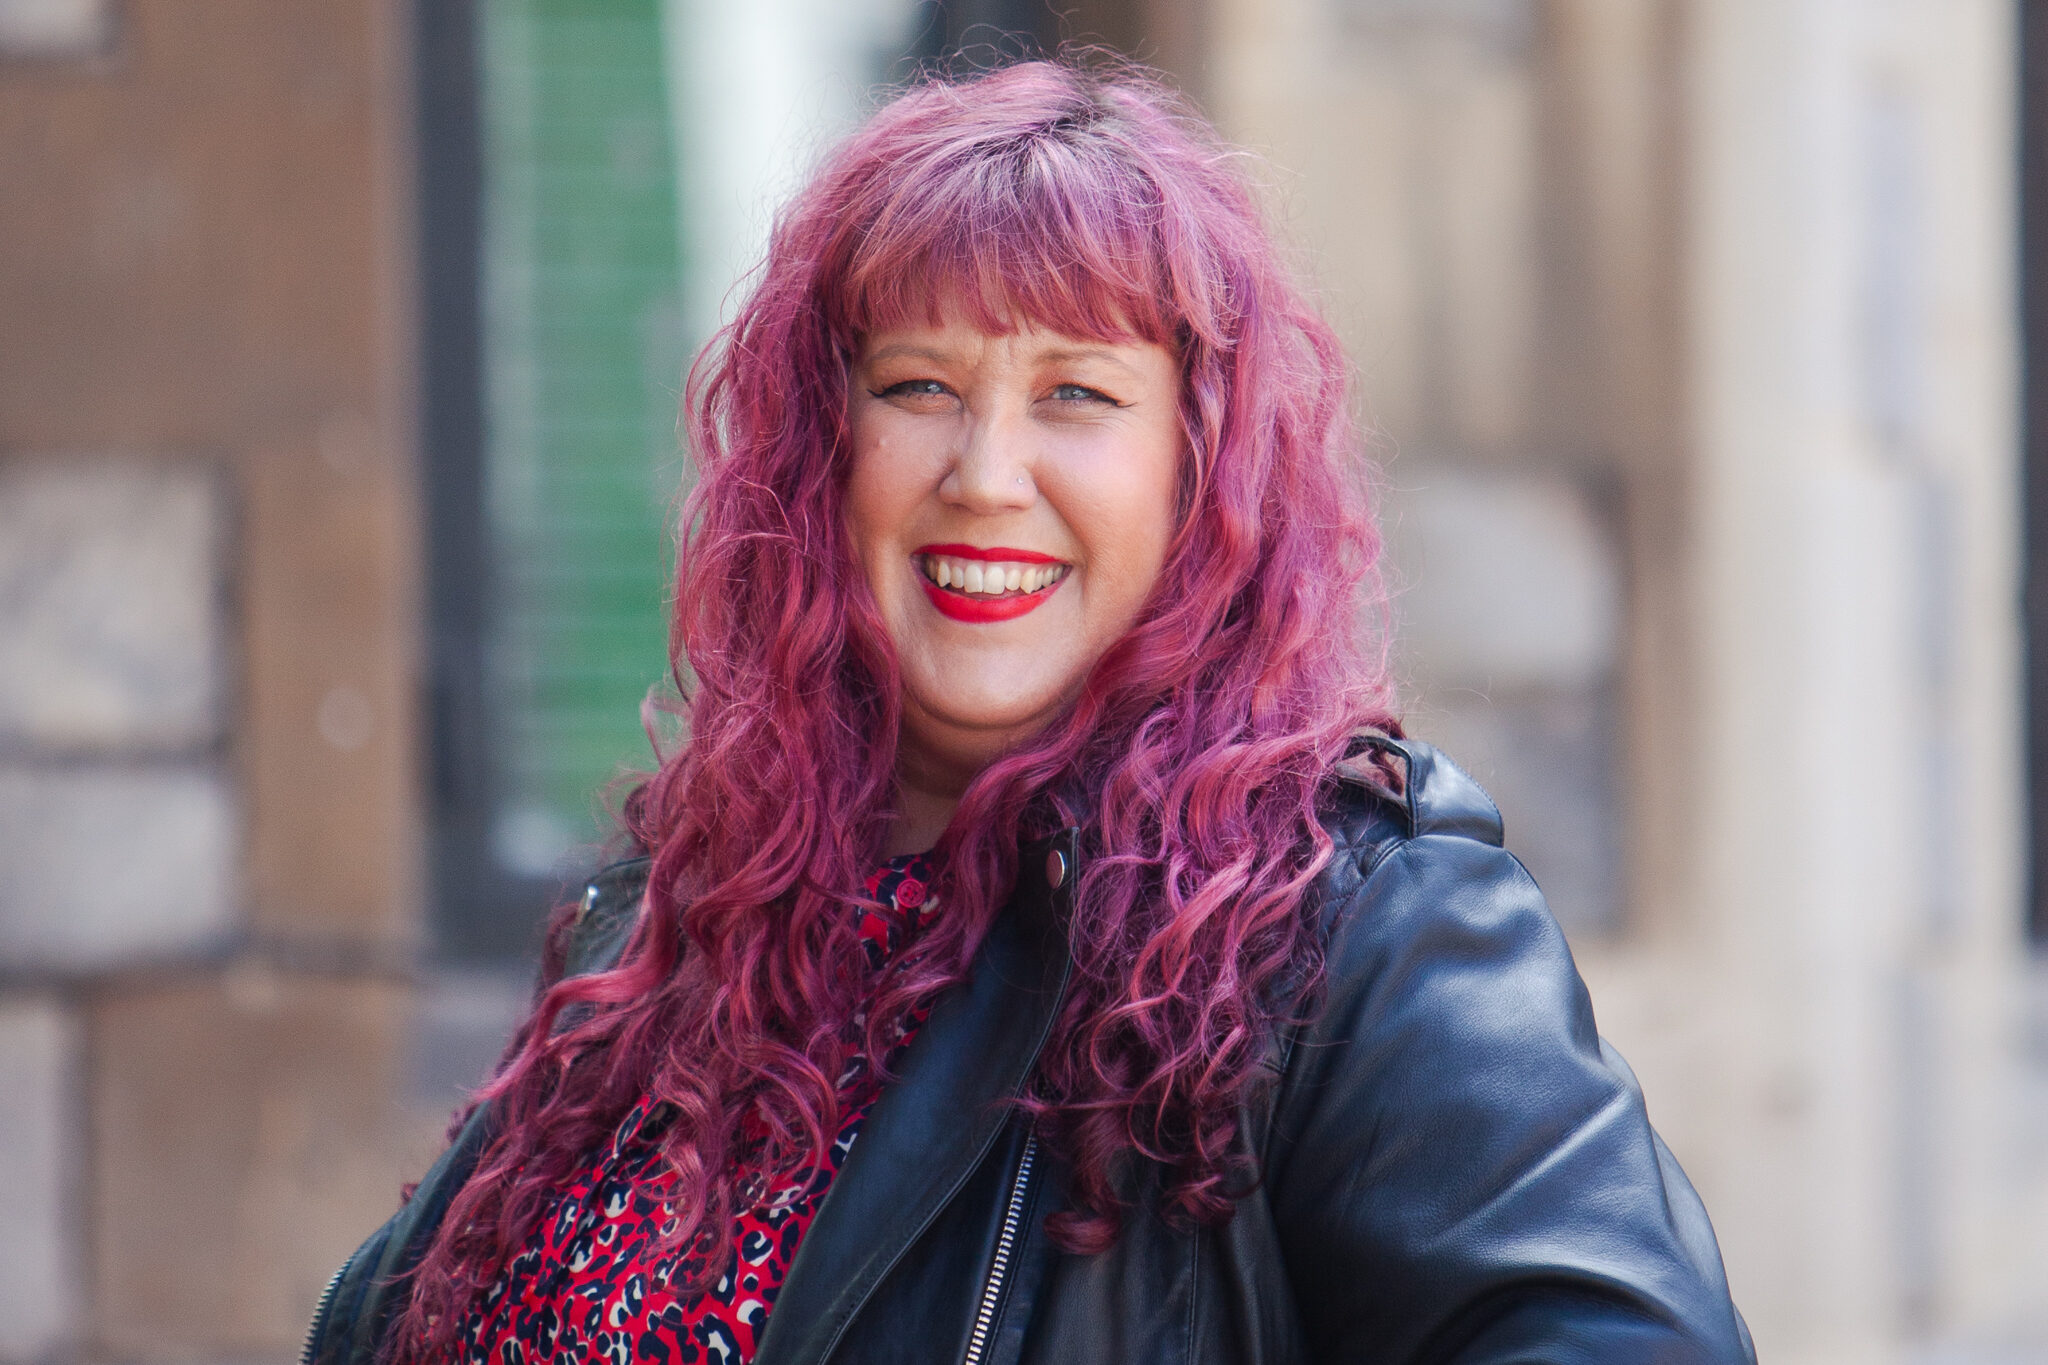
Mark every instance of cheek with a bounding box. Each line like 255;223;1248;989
1078;443;1181;609
843;430;914;578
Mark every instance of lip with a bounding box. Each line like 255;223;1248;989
915;543;1065;564
912;544;1069;624
920;579;1059;622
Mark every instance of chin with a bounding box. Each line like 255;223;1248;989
906;681;1064;745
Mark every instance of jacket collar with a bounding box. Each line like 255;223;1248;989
753;825;1079;1365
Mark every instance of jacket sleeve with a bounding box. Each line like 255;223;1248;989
300;855;652;1365
1263;832;1755;1364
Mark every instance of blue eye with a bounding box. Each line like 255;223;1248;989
1052;384;1111;403
880;379;947;398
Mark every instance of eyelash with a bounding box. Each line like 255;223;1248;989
870;380;1121;406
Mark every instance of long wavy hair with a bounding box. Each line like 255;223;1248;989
395;58;1395;1356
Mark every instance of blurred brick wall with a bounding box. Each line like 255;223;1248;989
0;1;426;1358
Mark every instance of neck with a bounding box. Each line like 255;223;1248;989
886;778;958;857
886;717;1010;856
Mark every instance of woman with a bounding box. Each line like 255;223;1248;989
308;59;1753;1365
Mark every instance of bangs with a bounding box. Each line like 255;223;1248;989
825;122;1190;349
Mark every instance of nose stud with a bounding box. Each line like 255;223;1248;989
1014;474;1027;486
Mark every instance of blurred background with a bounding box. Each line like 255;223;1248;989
0;0;2044;1360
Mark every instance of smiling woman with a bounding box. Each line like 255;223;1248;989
306;58;1754;1365
846;321;1182;853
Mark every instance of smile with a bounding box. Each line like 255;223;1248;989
914;544;1069;623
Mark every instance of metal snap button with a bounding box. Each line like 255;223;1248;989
1046;848;1067;889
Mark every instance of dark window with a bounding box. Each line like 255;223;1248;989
416;0;682;963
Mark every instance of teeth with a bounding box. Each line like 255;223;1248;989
921;555;1067;597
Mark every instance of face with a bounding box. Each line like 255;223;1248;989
845;312;1183;791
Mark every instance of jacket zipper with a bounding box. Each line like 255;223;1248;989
299;1247;356;1365
961;1132;1038;1365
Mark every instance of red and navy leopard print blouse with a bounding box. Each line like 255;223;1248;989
454;852;939;1365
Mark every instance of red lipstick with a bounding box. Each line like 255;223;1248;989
919;544;1063;563
914;544;1068;623
920;580;1054;622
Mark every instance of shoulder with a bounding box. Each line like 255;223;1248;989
1327;733;1507;851
1285;736;1599;1131
1302;736;1572;1023
1276;740;1753;1360
1304;734;1588;1085
561;853;654;979
1315;734;1518;937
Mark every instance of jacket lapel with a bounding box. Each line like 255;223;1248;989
752;827;1078;1365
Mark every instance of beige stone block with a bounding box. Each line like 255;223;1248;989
0;992;80;1360
242;434;423;949
0;763;233;969
89;971;417;1359
1387;467;1621;691
0;0;387;449
1339;0;1537;55
0;457;224;754
1210;0;1540;456
0;0;112;58
1424;64;1537;454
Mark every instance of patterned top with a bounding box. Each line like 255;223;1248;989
456;853;939;1365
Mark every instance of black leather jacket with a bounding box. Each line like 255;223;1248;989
306;740;1754;1364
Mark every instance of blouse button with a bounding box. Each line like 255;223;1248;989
1046;848;1067;889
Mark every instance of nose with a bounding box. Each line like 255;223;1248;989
939;407;1037;513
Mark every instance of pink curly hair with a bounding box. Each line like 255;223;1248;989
394;57;1396;1356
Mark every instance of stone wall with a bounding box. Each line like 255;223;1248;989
1669;2;2043;1356
1206;0;2048;1359
0;2;427;1359
1206;0;1684;942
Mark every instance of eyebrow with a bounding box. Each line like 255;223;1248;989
863;343;959;367
1035;345;1140;373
